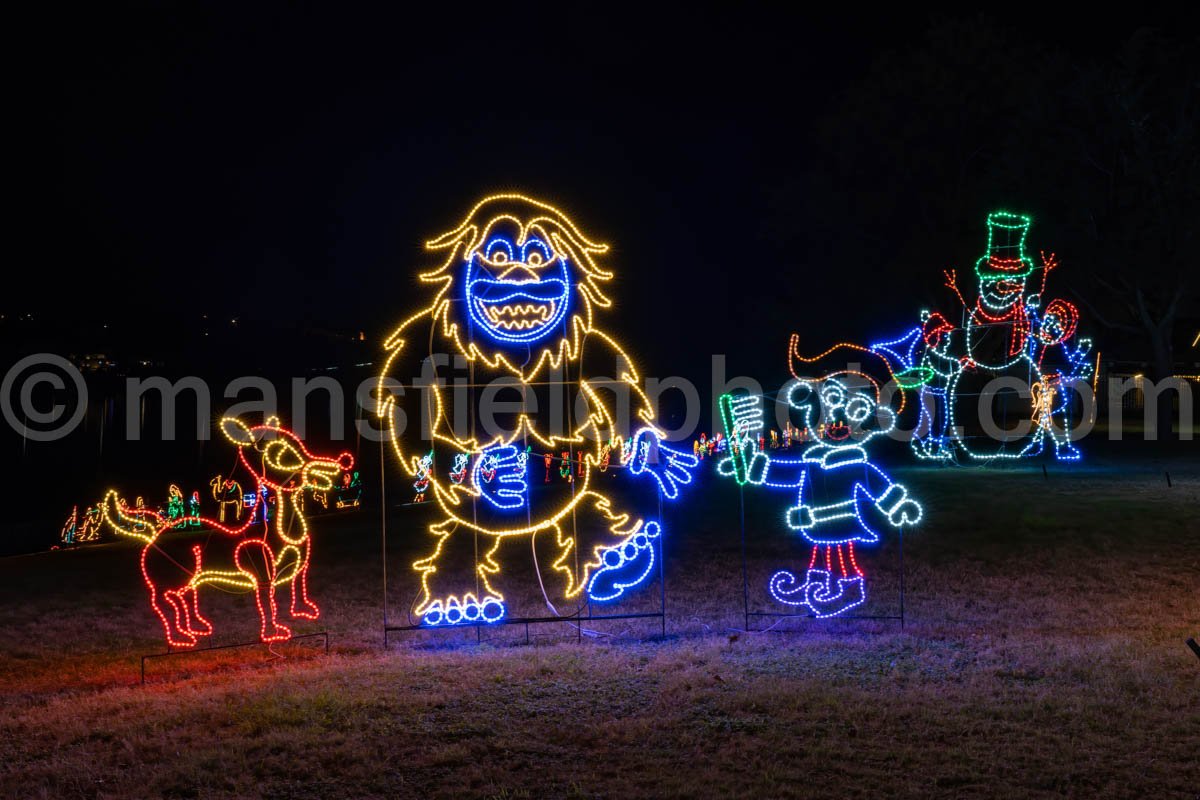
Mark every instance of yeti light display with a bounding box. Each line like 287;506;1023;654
377;193;697;633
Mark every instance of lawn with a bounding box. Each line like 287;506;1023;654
1;448;1197;799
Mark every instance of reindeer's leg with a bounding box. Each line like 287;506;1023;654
142;549;195;648
288;544;319;620
162;589;192;638
185;586;213;635
235;541;291;643
149;586;196;648
184;547;213;635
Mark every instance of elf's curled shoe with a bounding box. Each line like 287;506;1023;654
804;573;866;618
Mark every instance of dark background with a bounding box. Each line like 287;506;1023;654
33;6;1196;376
3;7;1196;551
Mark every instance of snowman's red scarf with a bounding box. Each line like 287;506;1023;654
974;298;1030;357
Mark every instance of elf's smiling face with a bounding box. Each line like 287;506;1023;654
788;376;896;447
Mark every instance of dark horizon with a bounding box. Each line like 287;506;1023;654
35;8;1195;387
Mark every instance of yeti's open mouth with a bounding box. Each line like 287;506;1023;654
474;297;558;331
467;277;569;342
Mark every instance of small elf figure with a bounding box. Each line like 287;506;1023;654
60;506;79;545
413;451;433;502
337;470;364;508
255;484;274;524
543;453;553;482
719;373;921;618
78;505;102;541
698;433;708;459
166;485;186;529
450;453;469;485
133;497;151;536
559;451;573;483
598;444;613;472
693;439;701;460
188;491;202;527
770;429;779;449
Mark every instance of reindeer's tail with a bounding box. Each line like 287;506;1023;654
99;490;161;543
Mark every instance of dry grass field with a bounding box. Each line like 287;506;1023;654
2;451;1197;799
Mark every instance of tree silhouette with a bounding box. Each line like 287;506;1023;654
771;18;1197;437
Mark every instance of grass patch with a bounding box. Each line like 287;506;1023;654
1;459;1197;798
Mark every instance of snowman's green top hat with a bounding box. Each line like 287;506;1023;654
974;211;1035;280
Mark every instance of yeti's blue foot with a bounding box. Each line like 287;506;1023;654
421;595;506;626
586;522;661;602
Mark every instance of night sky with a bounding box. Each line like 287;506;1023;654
43;8;1187;386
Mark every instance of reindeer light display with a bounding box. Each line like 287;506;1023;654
103;415;352;648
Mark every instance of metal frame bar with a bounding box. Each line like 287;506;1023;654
380;467;668;649
139;631;330;684
740;481;906;632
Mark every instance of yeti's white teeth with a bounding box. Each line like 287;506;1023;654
479;299;555;330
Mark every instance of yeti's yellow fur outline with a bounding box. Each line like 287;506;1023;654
377;193;664;615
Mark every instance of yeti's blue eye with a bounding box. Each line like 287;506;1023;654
483;238;514;263
521;238;551;266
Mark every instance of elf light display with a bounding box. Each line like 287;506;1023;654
877;211;1093;463
412;452;433;503
166;485;186;527
100;415;352;648
60;504;102;545
718;373;922;619
335;471;363;509
377;193;697;627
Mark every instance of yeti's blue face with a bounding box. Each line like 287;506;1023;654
464;234;571;345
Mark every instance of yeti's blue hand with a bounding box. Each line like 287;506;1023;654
473;445;528;510
629;428;698;500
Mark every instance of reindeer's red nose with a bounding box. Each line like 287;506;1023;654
337;453;354;471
